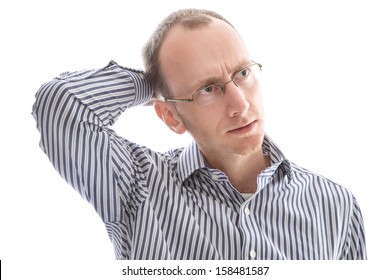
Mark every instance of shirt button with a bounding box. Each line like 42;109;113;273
250;250;257;258
211;174;218;181
244;207;251;215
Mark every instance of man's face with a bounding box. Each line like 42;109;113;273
158;19;265;161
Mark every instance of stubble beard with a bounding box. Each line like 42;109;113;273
225;135;263;156
177;107;264;160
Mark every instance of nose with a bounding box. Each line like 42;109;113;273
224;82;250;117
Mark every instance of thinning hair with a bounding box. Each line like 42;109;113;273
142;9;234;98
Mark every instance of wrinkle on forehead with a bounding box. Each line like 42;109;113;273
159;19;250;97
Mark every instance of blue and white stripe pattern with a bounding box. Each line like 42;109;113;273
33;61;366;260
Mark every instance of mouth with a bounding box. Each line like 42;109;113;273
227;120;257;135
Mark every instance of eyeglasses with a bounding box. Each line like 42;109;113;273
163;61;262;106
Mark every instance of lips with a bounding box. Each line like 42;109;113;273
227;120;257;134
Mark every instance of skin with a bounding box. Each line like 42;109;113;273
154;18;270;193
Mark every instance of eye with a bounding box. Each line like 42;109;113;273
235;67;251;80
198;84;221;95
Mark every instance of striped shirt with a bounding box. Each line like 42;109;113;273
32;61;367;260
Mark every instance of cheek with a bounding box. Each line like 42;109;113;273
179;107;222;138
253;97;264;114
250;89;265;113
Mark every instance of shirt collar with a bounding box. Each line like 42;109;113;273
177;134;293;183
262;135;293;183
177;141;208;183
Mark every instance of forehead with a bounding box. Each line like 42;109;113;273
159;19;250;93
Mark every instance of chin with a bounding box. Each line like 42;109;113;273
230;135;263;156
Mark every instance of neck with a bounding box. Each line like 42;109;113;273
203;149;270;193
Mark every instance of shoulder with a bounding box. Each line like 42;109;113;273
288;161;355;207
125;140;184;169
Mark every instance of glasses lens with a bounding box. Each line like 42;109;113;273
192;63;261;106
194;83;224;105
233;64;260;87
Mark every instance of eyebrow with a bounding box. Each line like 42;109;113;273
192;76;221;91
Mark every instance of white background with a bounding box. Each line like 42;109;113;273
0;0;389;279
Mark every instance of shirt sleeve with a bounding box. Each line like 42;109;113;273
343;196;367;260
32;61;153;223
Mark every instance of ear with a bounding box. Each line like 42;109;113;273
154;100;187;134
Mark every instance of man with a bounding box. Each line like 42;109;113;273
33;9;366;259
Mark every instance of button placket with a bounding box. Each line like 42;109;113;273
240;201;257;259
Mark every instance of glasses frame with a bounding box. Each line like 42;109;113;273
162;61;262;105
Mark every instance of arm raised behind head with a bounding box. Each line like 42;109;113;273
32;61;153;222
